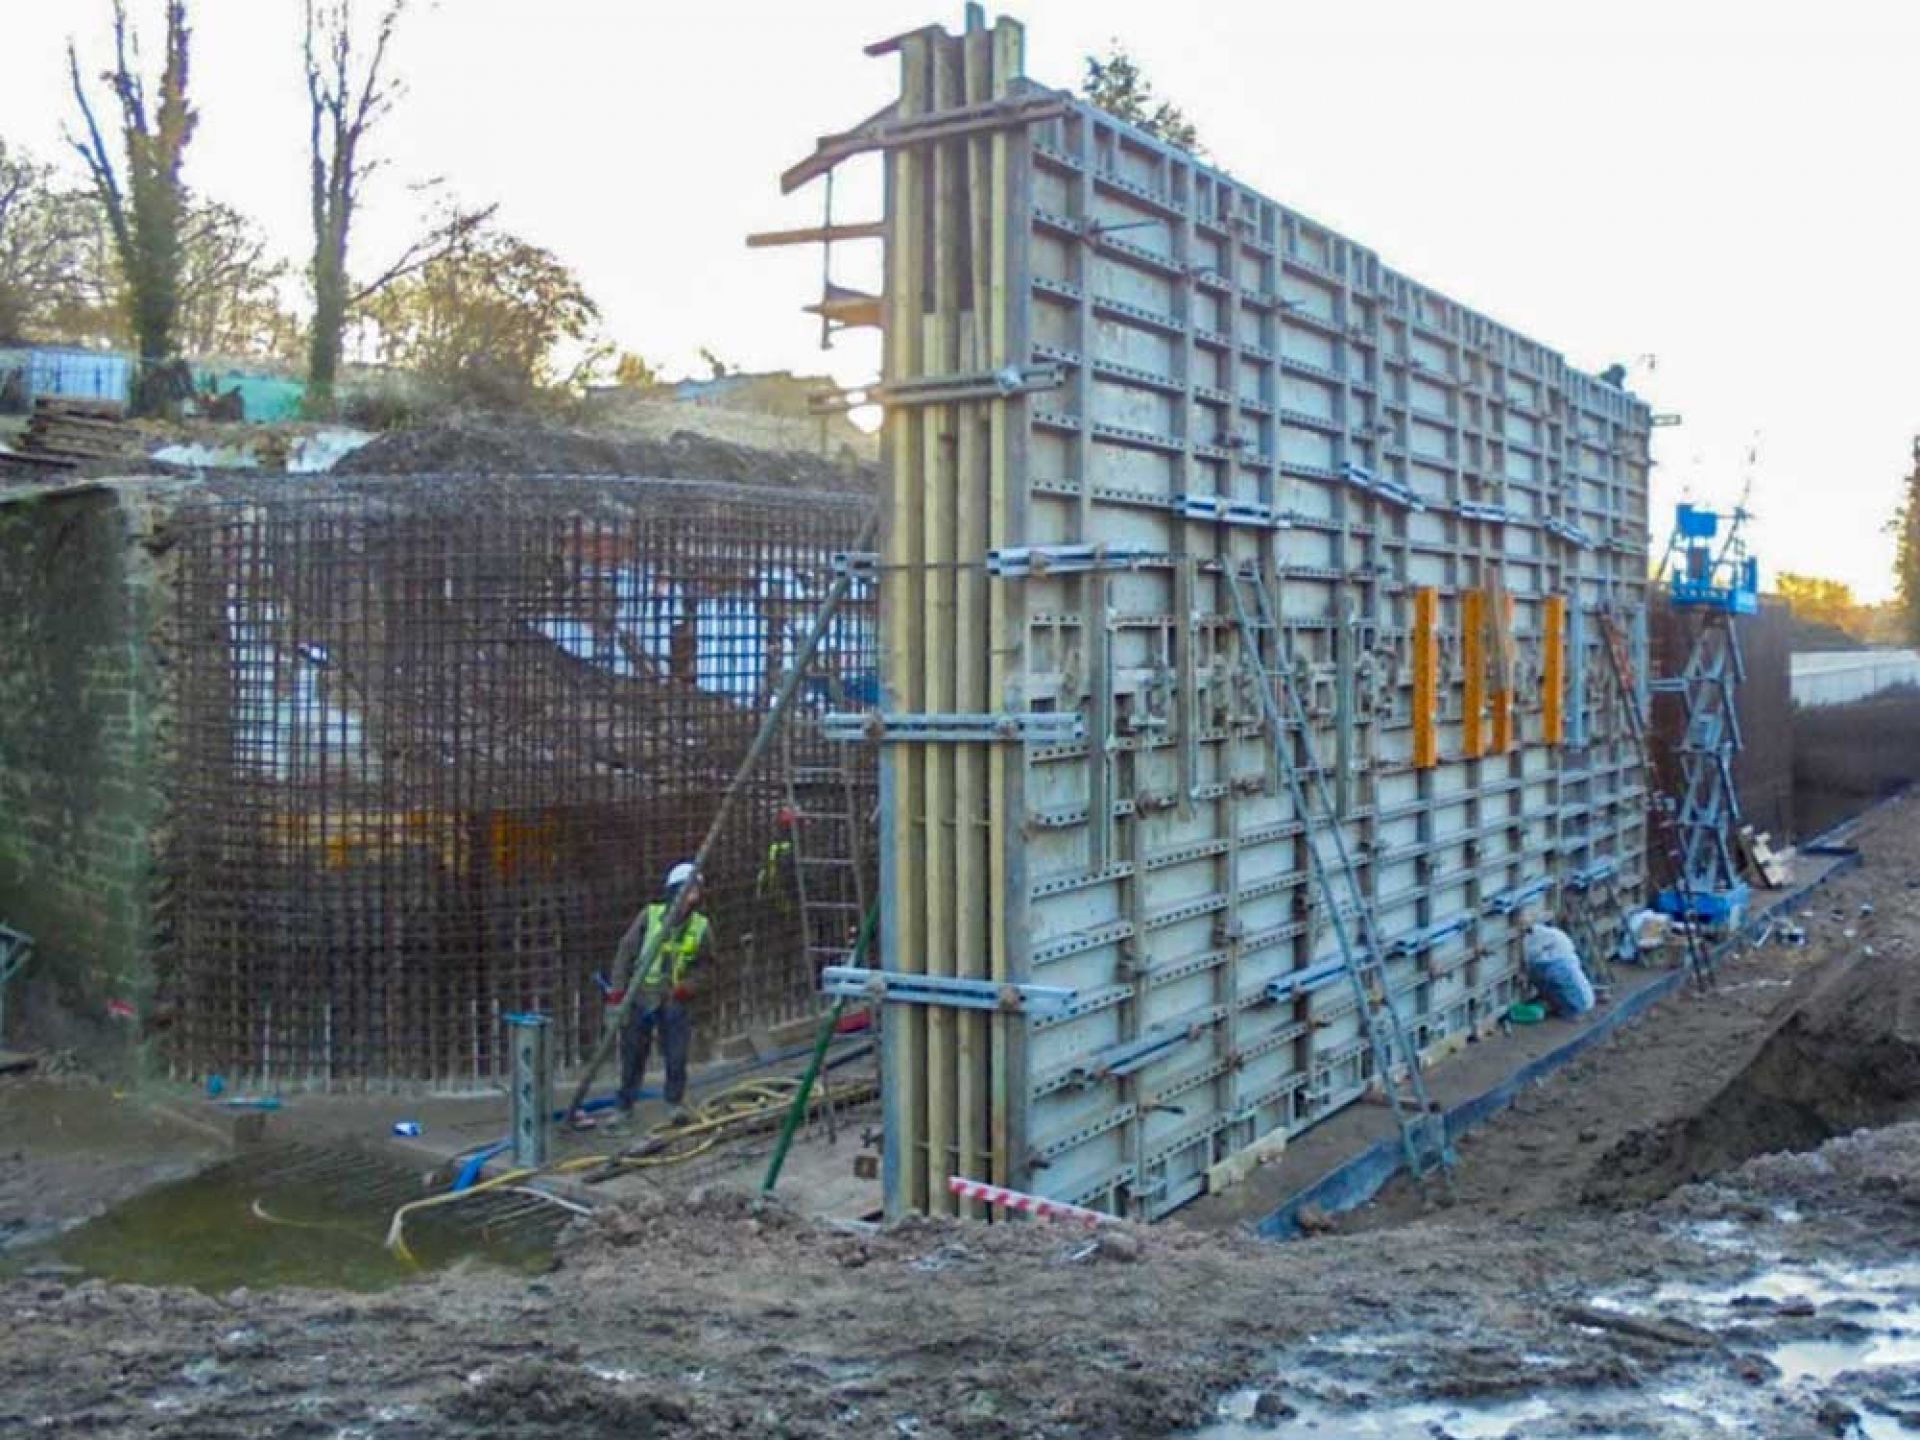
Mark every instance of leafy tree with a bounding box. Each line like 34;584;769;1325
364;225;600;403
0;140;96;344
67;0;198;412
1083;44;1200;153
1888;437;1920;645
1775;572;1868;641
303;0;491;411
611;351;659;389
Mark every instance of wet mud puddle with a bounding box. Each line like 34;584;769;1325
1202;1255;1920;1439
4;1148;557;1292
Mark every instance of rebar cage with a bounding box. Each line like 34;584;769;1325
163;474;876;1090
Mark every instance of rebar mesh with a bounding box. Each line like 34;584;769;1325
164;474;876;1089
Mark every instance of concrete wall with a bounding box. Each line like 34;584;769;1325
0;483;170;1068
1795;690;1920;837
1792;650;1920;708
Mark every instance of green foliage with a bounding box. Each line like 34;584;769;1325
1776;572;1870;640
364;225;600;405
1887;438;1920;645
68;0;199;407
612;351;659;389
1082;44;1200;153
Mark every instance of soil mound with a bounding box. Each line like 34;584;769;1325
1585;948;1920;1206
335;414;876;494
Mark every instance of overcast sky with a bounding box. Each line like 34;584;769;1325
4;0;1915;598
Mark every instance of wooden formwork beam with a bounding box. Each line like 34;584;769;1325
1413;587;1439;769
1543;594;1566;745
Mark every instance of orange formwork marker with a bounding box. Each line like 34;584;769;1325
1543;595;1566;745
1413;587;1439;769
1462;588;1485;759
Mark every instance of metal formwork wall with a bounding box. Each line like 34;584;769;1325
164;475;875;1088
802;13;1650;1219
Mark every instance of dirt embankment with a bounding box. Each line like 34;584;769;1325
1587;940;1920;1207
335;415;877;495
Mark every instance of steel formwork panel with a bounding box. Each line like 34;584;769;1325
817;13;1649;1220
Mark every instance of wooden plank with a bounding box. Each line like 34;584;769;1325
746;220;886;248
953;22;994;1220
803;292;884;330
919;33;964;1218
987;13;1024;1207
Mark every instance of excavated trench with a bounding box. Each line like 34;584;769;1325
1583;947;1920;1208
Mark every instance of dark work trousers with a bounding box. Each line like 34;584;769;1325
618;996;692;1108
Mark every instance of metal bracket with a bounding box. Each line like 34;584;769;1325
1071;1024;1193;1083
822;711;1086;744
1483;876;1553;916
821;967;1077;1017
1388;912;1475;956
1545;517;1594;548
1567;860;1617;891
1263;957;1348;1004
832;550;880;579
1175;493;1289;529
986;543;1164;578
1341;462;1425;512
1459;501;1517;524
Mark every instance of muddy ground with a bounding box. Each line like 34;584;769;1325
4;806;1919;1437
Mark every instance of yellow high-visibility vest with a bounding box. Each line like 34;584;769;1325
639;904;709;988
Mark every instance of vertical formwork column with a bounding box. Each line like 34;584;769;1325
986;16;1030;1210
880;35;931;1218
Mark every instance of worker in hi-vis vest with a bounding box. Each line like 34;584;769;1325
614;861;712;1124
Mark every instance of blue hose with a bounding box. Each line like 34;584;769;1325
451;1142;512;1192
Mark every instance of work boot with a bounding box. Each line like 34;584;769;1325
668;1106;692;1127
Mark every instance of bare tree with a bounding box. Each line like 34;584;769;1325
68;0;198;412
0;140;95;345
304;0;489;412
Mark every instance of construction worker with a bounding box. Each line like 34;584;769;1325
1523;910;1596;1017
757;806;799;916
614;861;712;1125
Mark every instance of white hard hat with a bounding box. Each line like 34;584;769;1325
666;861;699;890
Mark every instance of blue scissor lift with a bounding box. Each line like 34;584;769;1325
1652;503;1759;934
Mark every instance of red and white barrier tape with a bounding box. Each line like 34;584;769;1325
946;1174;1113;1224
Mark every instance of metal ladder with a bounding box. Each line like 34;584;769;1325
1596;609;1716;986
1223;564;1455;1192
781;749;873;975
